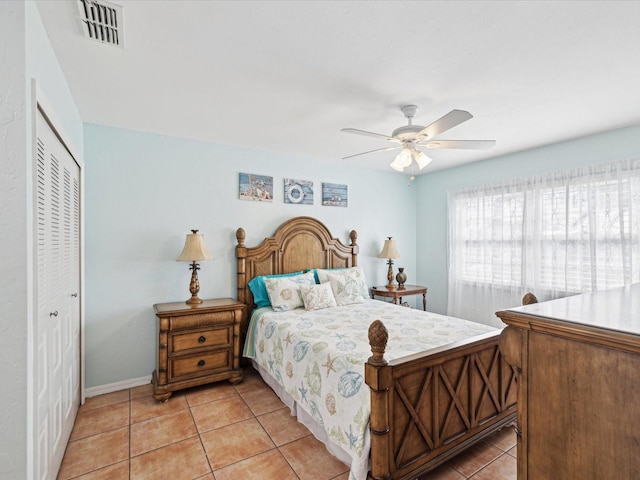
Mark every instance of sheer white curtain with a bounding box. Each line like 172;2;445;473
447;159;640;327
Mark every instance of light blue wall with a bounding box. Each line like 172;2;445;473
83;125;417;388
415;123;640;316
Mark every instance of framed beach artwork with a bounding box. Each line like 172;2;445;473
239;173;273;202
284;178;313;205
322;182;348;207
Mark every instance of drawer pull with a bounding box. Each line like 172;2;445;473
197;359;206;367
198;335;206;343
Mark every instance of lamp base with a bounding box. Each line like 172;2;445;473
386;259;396;289
186;295;203;305
185;261;203;305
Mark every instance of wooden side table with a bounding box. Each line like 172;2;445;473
152;298;244;401
370;285;428;311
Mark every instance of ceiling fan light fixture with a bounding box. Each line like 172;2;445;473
390;159;405;172
391;147;413;172
413;150;432;170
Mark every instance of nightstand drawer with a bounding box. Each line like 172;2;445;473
170;349;231;379
168;311;235;330
171;327;230;354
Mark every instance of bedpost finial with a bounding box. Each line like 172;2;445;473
368;319;388;366
350;230;358;246
236;227;246;247
522;292;538;305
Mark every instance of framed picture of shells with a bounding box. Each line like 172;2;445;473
239;173;273;202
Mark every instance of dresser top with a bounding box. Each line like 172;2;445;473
154;297;243;315
502;283;640;337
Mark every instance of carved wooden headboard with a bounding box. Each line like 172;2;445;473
235;216;358;329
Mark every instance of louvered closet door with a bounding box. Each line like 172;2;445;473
35;109;81;480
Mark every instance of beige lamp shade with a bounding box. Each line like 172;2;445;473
378;237;400;260
176;230;213;262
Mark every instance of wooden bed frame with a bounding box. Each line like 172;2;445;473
236;216;517;480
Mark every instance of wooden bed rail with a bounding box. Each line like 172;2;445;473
365;321;517;480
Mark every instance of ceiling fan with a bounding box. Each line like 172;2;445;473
341;105;495;172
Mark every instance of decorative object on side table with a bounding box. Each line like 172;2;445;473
378;237;401;289
176;229;213;304
395;267;407;288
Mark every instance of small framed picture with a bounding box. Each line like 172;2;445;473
284;179;313;205
322;183;348;207
239;173;273;202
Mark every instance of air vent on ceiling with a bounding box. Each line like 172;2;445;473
77;0;124;48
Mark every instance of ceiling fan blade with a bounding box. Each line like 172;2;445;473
342;146;401;159
341;128;401;143
416;109;473;139
423;140;496;150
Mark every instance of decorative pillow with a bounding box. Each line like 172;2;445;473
248;271;303;308
316;267;369;299
314;267;343;284
327;271;366;306
264;272;316;311
300;283;337;311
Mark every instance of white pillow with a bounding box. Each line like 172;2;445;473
327;271;366;306
264;272;315;311
316;267;369;299
300;283;337;311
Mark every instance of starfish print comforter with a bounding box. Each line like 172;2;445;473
243;299;497;480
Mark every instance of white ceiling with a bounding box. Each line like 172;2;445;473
36;0;640;174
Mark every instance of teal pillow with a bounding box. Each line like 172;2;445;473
248;271;303;308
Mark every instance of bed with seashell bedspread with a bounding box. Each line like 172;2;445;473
235;217;517;480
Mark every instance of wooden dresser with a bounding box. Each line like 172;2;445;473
152;298;244;401
497;284;640;479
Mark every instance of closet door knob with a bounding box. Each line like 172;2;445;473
71;293;78;297
50;311;58;317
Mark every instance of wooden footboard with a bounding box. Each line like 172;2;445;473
365;320;517;480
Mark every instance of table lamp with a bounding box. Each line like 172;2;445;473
177;229;213;304
378;237;400;289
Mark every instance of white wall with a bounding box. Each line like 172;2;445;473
0;4;29;477
0;2;83;479
83;124;417;388
415;123;640;318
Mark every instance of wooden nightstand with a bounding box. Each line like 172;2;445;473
370;285;428;311
152;298;244;401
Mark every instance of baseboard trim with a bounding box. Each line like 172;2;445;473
84;375;152;399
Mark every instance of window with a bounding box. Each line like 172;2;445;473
447;159;640;325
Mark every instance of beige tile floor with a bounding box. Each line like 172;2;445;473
57;366;516;480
